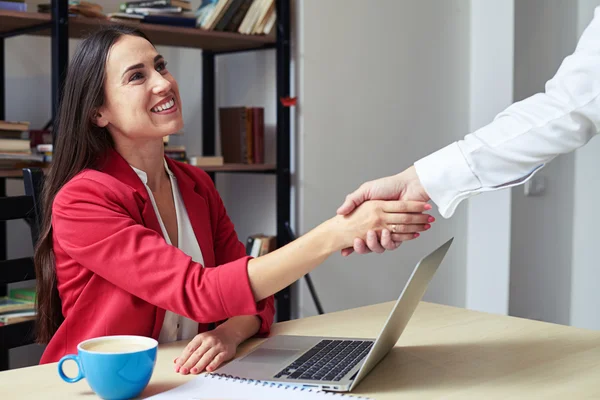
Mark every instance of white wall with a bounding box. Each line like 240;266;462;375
510;0;600;329
296;0;471;317
571;0;600;330
510;0;578;325
464;1;514;316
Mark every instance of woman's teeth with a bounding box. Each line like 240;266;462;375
152;98;175;112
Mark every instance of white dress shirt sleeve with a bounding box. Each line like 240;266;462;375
414;6;600;218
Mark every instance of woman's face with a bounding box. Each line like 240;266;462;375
95;35;183;142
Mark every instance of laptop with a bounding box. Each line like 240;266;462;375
216;237;453;392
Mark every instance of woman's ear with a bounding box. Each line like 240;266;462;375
92;108;108;128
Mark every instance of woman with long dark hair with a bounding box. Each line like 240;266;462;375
34;25;432;375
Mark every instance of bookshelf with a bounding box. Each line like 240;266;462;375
0;0;293;326
0;10;275;51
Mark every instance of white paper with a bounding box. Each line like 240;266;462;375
146;374;373;400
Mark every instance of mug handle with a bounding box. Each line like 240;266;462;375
58;354;84;383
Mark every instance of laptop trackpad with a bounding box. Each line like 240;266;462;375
240;348;300;364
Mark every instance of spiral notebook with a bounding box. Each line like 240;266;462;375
147;373;373;399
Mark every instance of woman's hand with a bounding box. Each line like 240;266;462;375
328;200;433;251
174;329;238;375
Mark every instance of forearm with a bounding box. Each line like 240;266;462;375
214;315;261;346
247;217;340;301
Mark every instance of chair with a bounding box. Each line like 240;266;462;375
0;167;44;371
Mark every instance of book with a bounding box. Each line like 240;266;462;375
125;6;183;14
0;1;26;11
214;0;243;31
9;287;36;303
245;107;254;163
252;107;264;163
188;156;224;167
144;14;197;27
146;373;373;399
223;0;252;32
0;310;36;325
0;120;29;132
246;235;262;257
120;0;191;11
0;297;35;314
0;138;31;152
219;107;248;164
246;234;276;257
219;106;264;164
201;0;232;30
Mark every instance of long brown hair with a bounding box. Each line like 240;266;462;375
34;26;151;343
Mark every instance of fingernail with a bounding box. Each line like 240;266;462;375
173;358;178;364
206;366;213;372
175;365;180;373
425;224;431;229
424;204;432;210
414;233;420;238
191;367;198;374
181;367;188;374
428;216;435;223
368;231;375;238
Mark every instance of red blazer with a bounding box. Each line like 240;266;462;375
40;149;275;364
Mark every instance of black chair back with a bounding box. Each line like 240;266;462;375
0;167;44;370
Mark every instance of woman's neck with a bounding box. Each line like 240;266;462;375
114;138;168;192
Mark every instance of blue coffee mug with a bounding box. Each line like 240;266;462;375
58;335;158;400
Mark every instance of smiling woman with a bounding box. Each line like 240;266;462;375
32;25;432;376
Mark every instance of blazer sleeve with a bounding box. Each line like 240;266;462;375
203;174;275;336
52;176;267;324
414;7;600;218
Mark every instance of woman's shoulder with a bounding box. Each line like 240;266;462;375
54;168;133;208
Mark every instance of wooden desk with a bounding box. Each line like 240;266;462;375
2;301;600;399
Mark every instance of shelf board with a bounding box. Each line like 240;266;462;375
0;164;277;178
0;168;37;178
0;11;275;52
198;163;276;173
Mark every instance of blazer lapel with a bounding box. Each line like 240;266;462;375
97;149;163;235
166;158;216;268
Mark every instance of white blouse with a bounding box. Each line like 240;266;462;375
131;160;203;343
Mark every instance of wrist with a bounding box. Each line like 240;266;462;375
401;165;430;202
316;216;346;253
214;316;259;346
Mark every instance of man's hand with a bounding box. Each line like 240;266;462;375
336;166;431;256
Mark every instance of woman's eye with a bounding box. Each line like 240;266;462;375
130;72;144;82
156;61;168;73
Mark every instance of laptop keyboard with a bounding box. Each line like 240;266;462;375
273;339;374;382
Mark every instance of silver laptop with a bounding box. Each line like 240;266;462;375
216;238;453;392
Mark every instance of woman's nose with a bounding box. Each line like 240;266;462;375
152;72;172;95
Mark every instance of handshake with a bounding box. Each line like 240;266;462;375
334;165;432;256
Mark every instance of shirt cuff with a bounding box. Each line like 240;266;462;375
414;142;481;218
216;256;266;318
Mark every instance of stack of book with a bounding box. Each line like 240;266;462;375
219;106;264;164
0;120;44;169
196;0;275;35
108;0;196;27
0;287;36;326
